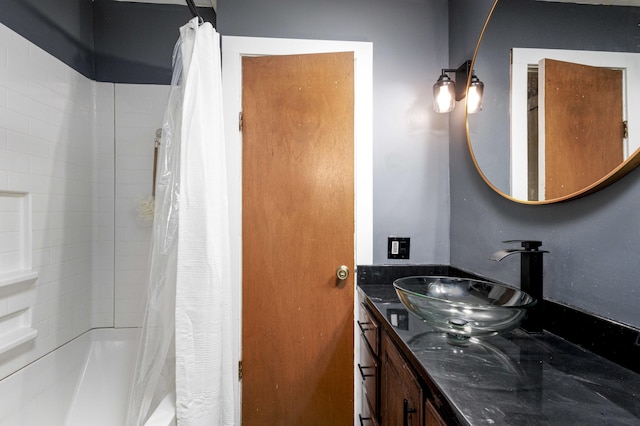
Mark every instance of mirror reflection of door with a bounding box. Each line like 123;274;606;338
532;59;624;199
510;48;640;202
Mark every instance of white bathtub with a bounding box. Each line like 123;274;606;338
0;328;176;426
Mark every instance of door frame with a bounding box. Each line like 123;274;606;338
221;36;373;425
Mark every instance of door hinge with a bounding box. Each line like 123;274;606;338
623;120;628;139
239;111;243;132
238;360;243;380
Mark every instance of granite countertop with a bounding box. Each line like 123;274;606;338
359;284;640;425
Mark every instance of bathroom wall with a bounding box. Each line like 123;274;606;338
449;0;640;329
87;84;168;330
92;83;115;327
0;22;99;378
218;0;451;265
0;0;94;78
93;0;216;84
113;84;168;328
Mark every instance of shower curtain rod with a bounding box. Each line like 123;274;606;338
185;0;204;24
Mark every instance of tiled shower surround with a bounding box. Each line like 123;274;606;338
0;22;166;379
113;85;169;328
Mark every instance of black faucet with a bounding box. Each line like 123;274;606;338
491;240;548;333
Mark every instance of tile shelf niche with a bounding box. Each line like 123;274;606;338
0;270;38;289
0;191;38;354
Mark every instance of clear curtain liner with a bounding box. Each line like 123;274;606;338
174;19;234;426
125;25;184;426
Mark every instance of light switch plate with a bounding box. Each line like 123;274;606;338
387;237;410;259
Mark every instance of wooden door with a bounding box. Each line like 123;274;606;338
241;52;355;425
541;58;624;199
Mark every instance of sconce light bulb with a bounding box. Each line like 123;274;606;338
436;86;454;112
467;75;484;114
433;75;456;113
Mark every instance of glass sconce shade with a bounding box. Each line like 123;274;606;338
433;74;456;113
467;75;484;114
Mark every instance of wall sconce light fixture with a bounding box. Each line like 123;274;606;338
433;60;484;114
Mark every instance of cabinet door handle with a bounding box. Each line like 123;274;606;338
403;399;417;426
358;414;373;426
357;363;376;380
357;320;372;333
359;414;373;425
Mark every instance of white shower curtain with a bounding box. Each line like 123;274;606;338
126;18;234;426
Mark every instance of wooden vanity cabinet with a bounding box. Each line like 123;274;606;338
360;300;454;426
358;303;380;425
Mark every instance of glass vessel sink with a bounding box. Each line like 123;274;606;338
393;276;536;339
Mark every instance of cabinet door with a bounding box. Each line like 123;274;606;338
425;399;447;426
381;332;423;426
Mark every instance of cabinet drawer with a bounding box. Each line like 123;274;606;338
359;334;379;416
358;303;379;355
359;384;379;426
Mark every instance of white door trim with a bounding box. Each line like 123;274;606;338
221;36;373;426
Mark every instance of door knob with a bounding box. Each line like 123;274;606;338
336;265;350;280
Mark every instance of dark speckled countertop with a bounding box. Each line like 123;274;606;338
359;284;640;425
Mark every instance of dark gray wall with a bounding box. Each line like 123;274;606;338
0;0;94;78
449;0;640;328
94;0;216;84
0;0;216;84
218;0;451;265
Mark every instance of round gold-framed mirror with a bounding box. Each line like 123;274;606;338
466;0;640;204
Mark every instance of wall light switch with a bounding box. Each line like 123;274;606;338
388;237;410;259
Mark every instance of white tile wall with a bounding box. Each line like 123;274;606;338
0;23;96;378
0;193;26;272
114;84;169;328
92;83;115;328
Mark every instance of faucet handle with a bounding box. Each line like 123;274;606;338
502;240;543;251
